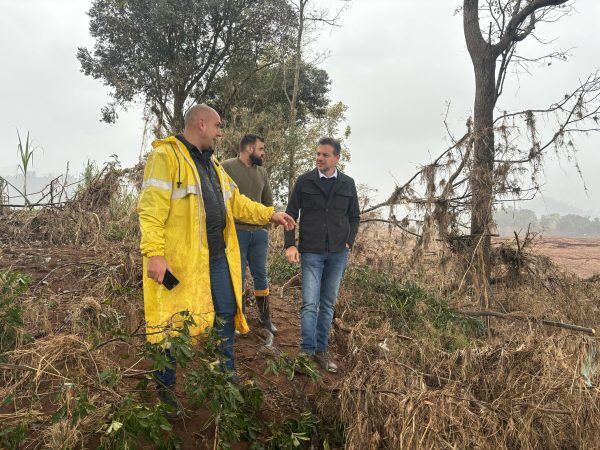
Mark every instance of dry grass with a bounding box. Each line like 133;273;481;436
334;333;600;449
318;224;600;449
0;334;120;449
1;334;114;398
0;162;142;247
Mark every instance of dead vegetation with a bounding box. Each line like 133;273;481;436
0;161;142;247
1;167;600;449
320;222;600;449
337;335;600;449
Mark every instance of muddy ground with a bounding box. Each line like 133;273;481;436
496;236;600;279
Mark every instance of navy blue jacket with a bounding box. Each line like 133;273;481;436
284;168;360;253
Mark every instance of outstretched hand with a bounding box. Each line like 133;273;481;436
271;212;296;231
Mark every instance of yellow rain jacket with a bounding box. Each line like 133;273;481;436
138;136;275;344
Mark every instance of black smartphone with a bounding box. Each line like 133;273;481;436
162;269;180;290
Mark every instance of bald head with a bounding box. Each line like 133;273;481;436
184;104;218;127
182;104;223;150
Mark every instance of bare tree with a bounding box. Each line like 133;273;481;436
364;1;600;307
463;0;573;276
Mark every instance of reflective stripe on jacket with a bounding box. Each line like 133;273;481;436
138;136;275;343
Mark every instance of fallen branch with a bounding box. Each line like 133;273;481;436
458;309;596;335
279;273;301;299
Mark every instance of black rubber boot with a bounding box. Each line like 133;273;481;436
255;295;277;334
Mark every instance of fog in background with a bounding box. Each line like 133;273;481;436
1;0;598;217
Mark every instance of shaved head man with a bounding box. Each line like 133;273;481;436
138;104;295;411
183;104;223;150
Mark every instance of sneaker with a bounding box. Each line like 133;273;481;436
313;352;338;373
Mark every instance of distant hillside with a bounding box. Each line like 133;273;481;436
526;196;598;218
495;207;600;237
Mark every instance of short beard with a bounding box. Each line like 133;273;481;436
250;154;263;166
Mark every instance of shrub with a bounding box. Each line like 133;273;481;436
268;253;299;284
0;269;31;355
343;265;483;350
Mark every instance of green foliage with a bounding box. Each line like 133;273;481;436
219;102;351;204
214;61;331;127
0;130;38;207
98;396;180;450
74;302;128;347
185;327;263;449
541;213;600;236
0;269;31;355
145;311;197;372
344;266;483;350
78;0;295;132
0;422;28;450
80;159;100;190
106;189;139;242
260;412;318;450
51;388;96;426
264;352;321;382
16;130;35;201
98;368;122;389
90;313;198;448
268;253;300;284
495;207;600;236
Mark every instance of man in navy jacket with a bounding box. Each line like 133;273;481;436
284;137;360;373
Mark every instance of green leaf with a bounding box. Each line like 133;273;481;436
105;420;123;434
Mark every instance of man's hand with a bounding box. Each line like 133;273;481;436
147;255;171;284
285;246;300;264
271;212;296;231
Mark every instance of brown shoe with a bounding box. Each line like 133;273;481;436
313;352;338;373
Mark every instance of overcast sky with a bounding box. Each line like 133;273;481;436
1;0;598;214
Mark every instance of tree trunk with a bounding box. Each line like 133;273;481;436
470;57;496;263
287;0;305;199
463;0;497;307
172;89;186;135
470;57;496;307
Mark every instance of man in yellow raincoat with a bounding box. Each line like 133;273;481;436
138;104;294;398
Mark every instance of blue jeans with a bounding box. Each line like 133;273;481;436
210;255;238;372
300;249;349;354
155;255;237;386
237;229;269;308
